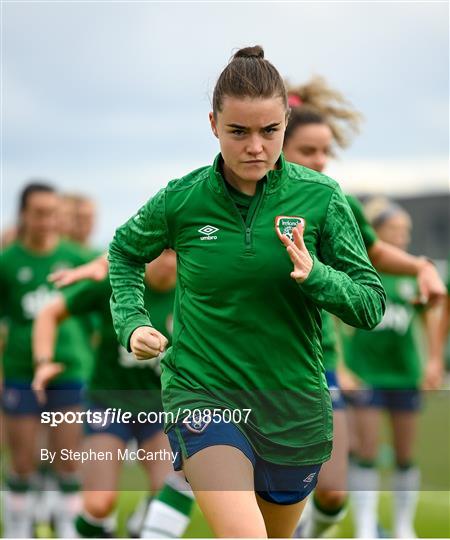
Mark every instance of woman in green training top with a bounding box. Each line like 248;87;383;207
0;182;94;538
344;197;443;539
108;46;386;538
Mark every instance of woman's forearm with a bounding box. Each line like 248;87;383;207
32;297;69;363
368;240;425;275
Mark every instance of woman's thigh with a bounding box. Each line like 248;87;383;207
389;410;418;465
4;414;40;475
353;407;382;461
183;445;267;538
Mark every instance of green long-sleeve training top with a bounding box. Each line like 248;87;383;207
109;154;385;465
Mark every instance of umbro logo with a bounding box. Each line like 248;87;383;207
198;225;219;241
303;473;317;484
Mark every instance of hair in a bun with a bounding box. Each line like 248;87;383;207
232;46;264;60
212;45;287;117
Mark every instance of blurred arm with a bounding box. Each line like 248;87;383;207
49;253;109;288
32;297;70;403
421;305;445;390
368;241;445;306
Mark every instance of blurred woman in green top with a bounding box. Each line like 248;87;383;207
282;76;445;539
0;182;94;538
344;198;443;539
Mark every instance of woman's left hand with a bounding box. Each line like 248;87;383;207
280;223;313;283
422;357;444;391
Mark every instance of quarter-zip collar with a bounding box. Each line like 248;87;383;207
208;153;287;195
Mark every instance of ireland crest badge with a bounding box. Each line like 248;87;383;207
275;216;305;242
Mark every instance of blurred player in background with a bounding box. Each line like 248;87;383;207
72;195;97;250
58;195;78;243
58;193;97;251
0;182;94;537
438;257;450;369
344;197;443;538
32;250;194;538
39;191;98;536
283;77;446;539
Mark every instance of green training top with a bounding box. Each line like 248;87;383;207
64;278;174;414
0;241;94;381
344;274;422;388
109;154;386;466
447;256;450;293
345;194;378;249
321;194;378;371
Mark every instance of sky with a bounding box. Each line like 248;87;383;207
2;1;449;247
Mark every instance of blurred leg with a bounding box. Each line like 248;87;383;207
350;406;382;538
390;410;420;538
137;429;194;538
75;434;125;538
139;430;173;492
140;472;195;539
296;409;349;537
3;414;40;538
48;405;84;537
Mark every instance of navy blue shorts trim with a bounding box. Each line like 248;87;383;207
84;402;164;444
2;380;83;415
167;417;321;505
346;388;421;411
325;370;346;410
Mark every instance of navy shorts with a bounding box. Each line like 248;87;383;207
2;380;83;415
325;370;346;411
167;417;321;505
84;402;164;444
346;387;421;412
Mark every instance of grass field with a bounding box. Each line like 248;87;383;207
115;489;450;538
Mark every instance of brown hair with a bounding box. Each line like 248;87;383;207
284;76;362;149
212;45;288;118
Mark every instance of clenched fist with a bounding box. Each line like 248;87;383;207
130;326;168;360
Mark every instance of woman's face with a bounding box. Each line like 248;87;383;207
283;123;333;173
21;191;59;241
376;213;412;250
210;96;287;188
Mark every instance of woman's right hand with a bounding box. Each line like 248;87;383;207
48;255;109;288
337;365;363;394
130;326;168;360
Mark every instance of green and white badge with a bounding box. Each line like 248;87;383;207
275;216;305;242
